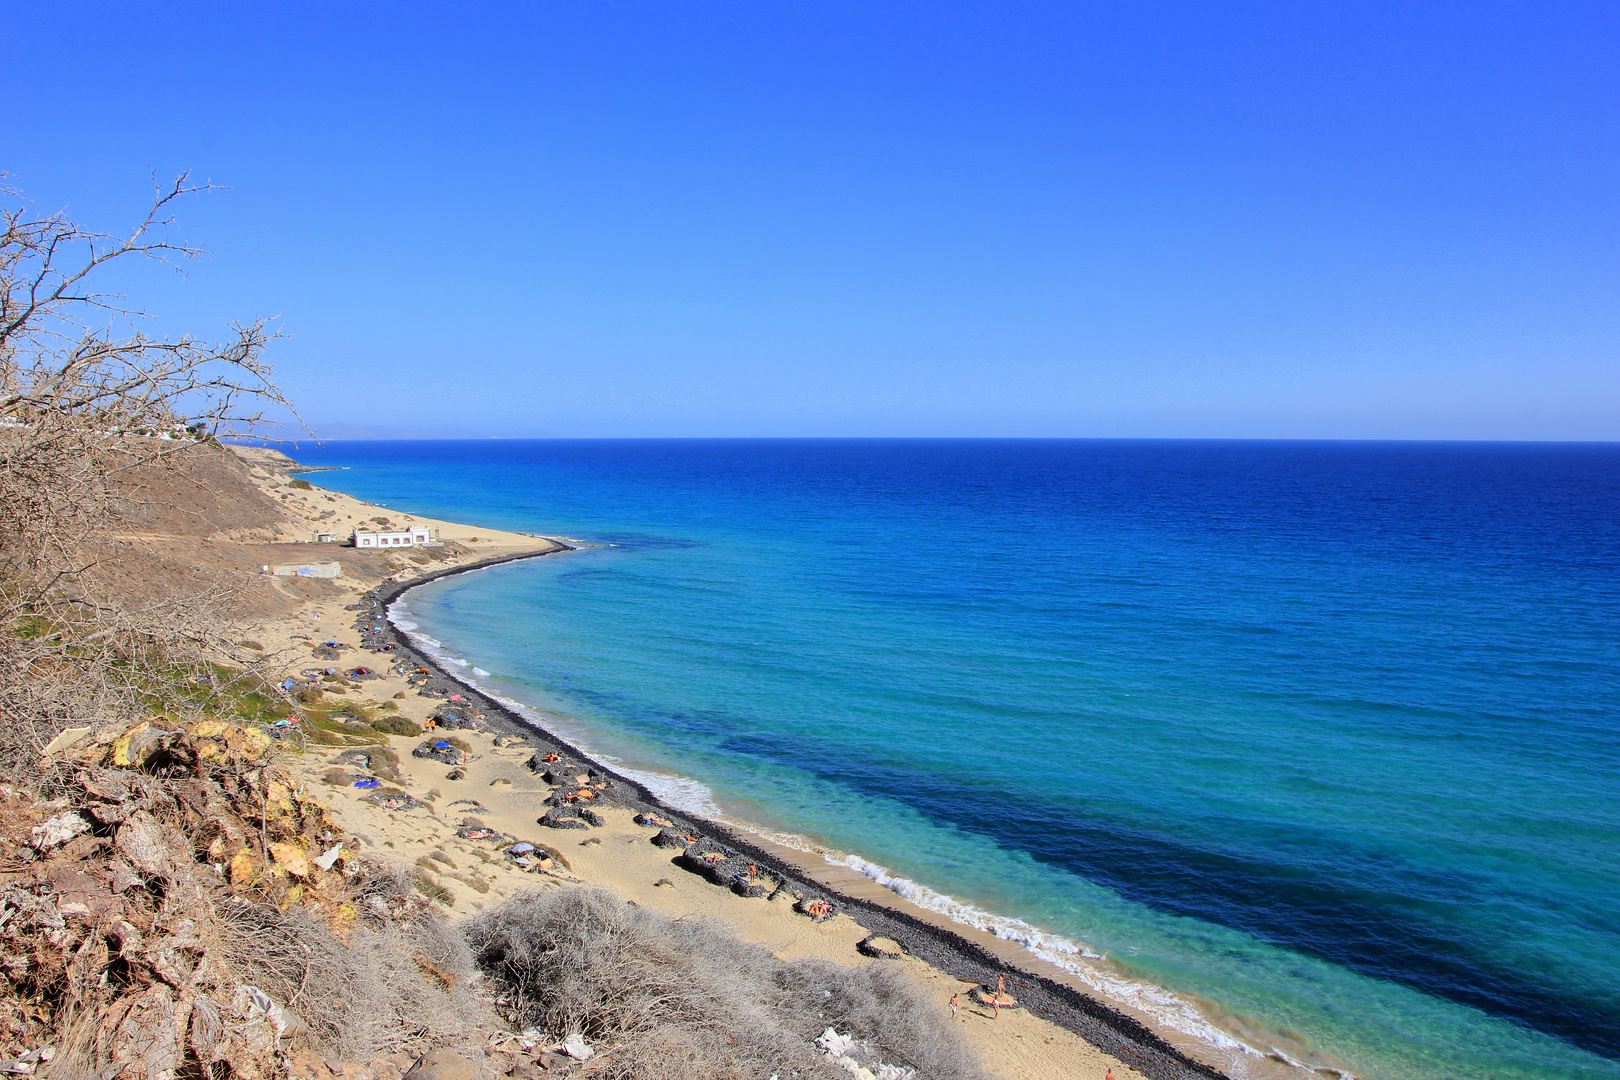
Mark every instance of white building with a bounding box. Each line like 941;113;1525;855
353;526;433;548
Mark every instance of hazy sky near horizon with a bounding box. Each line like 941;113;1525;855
5;2;1618;439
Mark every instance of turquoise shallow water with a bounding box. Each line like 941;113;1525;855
294;439;1620;1080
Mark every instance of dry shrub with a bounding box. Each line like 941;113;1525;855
217;897;489;1063
466;888;988;1080
780;958;984;1080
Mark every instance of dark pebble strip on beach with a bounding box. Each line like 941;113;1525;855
358;546;1232;1080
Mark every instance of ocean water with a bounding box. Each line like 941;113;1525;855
293;438;1620;1080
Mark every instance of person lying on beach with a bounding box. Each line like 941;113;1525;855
799;897;834;919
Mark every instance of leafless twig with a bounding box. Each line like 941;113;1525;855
0;173;302;763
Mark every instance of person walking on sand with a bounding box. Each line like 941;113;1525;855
949;992;959;1020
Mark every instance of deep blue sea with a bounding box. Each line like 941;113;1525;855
292;439;1620;1080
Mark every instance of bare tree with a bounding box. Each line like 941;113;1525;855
0;172;298;760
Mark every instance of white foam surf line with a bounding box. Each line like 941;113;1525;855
742;831;1266;1068
384;597;1281;1076
388;597;731;819
692;813;1280;1073
857;868;1272;1067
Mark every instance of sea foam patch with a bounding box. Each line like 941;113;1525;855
613;765;729;822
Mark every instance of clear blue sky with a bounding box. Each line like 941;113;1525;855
6;2;1617;439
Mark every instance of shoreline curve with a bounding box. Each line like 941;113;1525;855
368;542;1234;1080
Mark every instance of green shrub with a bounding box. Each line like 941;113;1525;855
371;715;422;736
288;478;312;490
367;745;404;782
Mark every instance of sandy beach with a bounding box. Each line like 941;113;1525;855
229;448;1234;1080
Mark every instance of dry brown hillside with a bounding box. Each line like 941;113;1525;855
110;440;294;539
80;441;397;622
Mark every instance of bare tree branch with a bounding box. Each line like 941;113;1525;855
0;173;305;757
